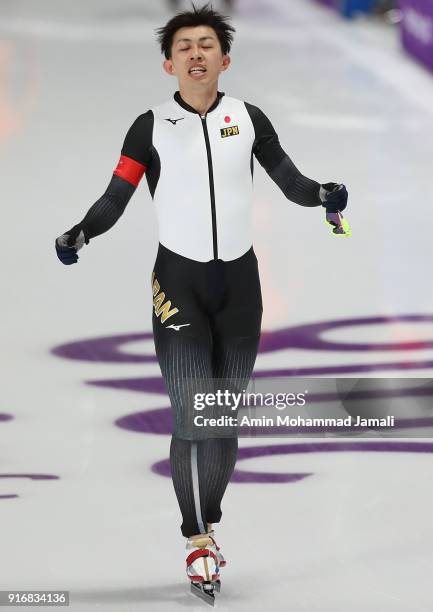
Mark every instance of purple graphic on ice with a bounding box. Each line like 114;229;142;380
152;441;433;482
0;415;60;501
0;414;14;423
51;315;433;484
0;474;60;499
52;314;433;374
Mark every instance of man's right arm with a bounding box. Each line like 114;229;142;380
55;111;153;264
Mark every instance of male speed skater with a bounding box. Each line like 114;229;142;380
55;3;348;605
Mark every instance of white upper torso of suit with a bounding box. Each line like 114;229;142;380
150;95;256;262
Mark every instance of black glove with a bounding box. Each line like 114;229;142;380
320;182;348;213
55;224;88;265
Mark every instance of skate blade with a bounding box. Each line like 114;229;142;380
190;582;215;606
212;579;221;592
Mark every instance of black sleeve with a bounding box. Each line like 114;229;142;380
66;111;155;243
120;110;154;166
66;175;136;244
244;102;322;207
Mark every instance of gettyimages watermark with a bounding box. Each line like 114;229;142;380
193;388;308;410
176;377;433;438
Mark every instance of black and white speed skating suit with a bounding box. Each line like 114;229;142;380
57;90;325;537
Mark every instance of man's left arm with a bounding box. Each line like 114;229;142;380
244;102;348;212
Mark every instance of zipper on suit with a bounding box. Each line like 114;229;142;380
200;114;218;260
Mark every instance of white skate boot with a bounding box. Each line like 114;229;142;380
186;534;222;606
206;530;226;572
205;530;226;593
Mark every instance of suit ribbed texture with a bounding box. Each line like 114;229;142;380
68;175;135;242
268;155;322;207
152;244;262;537
157;335;260;537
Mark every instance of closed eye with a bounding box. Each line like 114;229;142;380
179;46;213;51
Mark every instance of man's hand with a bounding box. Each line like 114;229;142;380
320;182;348;213
55;226;87;265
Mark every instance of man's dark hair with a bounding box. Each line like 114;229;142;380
155;2;236;60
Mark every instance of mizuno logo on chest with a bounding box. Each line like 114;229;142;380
165;117;185;125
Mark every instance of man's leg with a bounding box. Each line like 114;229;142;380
200;334;261;527
152;244;262;537
201;248;263;526
154;328;217;537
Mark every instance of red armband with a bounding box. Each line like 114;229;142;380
113;155;147;187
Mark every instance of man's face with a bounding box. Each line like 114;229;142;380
163;25;230;88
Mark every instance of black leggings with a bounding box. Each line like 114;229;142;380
151;243;263;537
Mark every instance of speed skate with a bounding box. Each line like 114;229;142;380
186;532;226;606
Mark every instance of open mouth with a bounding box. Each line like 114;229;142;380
189;66;207;75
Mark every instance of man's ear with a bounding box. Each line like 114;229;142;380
220;54;231;73
163;59;176;75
